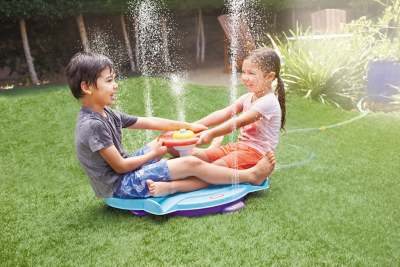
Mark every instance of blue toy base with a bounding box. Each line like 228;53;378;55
104;178;268;216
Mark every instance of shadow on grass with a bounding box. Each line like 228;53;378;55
82;202;174;224
0;83;69;97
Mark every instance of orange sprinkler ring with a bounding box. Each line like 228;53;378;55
158;130;199;147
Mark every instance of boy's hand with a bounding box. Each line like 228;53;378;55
152;139;168;158
195;130;214;146
188;123;208;133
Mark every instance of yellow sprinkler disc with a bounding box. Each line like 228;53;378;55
319;126;327;131
172;129;195;139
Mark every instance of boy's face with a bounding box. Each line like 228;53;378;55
89;67;118;107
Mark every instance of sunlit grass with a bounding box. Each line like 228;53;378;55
1;77;399;266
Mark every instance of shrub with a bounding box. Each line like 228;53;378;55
268;0;400;109
267;28;371;110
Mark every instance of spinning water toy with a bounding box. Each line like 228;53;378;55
104;129;270;217
105;180;268;217
158;129;199;157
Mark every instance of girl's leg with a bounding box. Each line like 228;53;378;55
191;149;211;162
147;150;275;197
170;136;224;160
192;136;225;162
208;136;224;148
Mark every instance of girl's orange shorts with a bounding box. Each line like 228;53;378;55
204;142;263;170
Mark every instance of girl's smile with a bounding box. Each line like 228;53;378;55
241;59;275;100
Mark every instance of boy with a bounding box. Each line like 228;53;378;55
66;52;276;199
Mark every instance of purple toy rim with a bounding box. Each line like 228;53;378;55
130;196;246;217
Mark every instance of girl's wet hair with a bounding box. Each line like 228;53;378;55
66;52;114;99
244;47;286;132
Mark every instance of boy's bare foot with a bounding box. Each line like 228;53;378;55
208;136;224;148
146;180;174;197
249;149;276;186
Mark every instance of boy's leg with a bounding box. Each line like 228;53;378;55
147;178;211;197
147;150;275;197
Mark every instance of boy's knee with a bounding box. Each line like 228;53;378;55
183;156;204;167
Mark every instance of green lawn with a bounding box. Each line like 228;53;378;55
1;77;399;266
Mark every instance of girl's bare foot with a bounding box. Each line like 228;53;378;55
146;180;175;197
249;149;276;186
208;136;224;148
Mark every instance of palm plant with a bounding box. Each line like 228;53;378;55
268;28;372;110
267;0;400;110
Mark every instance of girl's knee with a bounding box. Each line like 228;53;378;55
191;150;211;162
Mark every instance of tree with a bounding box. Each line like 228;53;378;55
346;0;385;16
164;0;225;64
258;0;292;32
0;0;65;84
120;14;136;72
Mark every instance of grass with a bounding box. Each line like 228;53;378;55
1;77;399;266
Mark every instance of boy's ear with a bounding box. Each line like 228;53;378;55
81;82;92;95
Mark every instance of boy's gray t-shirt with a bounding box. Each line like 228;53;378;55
75;106;138;198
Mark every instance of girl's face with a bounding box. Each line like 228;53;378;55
241;59;275;96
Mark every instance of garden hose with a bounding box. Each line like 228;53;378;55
275;96;370;170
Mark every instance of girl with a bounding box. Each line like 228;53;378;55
192;47;286;171
148;48;283;197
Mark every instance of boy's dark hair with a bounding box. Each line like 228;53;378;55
66;52;114;99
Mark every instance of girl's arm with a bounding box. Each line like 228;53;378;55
194;101;243;127
127;117;208;133
196;108;266;146
99;140;167;174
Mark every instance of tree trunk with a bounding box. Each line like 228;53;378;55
134;17;140;72
120;14;136;72
292;8;296;31
162;16;171;68
19;19;39;84
196;9;206;63
76;13;89;51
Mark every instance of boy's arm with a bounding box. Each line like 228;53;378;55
194;101;243;127
99;140;167;174
196;109;266;146
127;117;207;132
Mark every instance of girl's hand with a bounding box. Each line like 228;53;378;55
188;123;208;133
195;130;214;146
152;139;168;158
